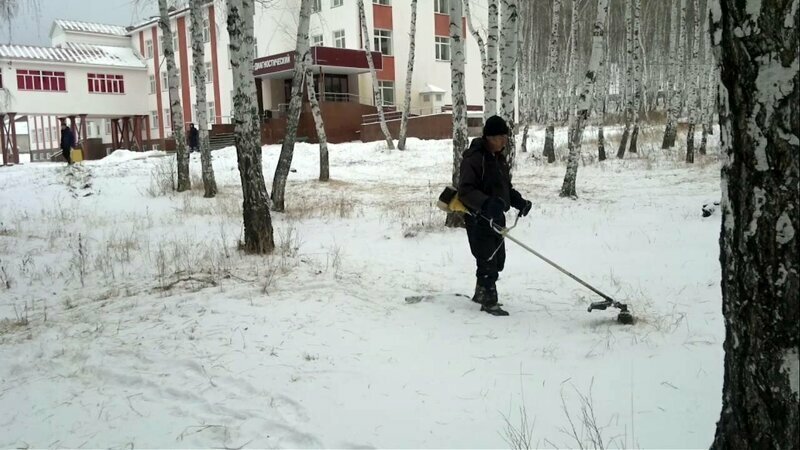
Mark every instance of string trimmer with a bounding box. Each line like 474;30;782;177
437;186;634;325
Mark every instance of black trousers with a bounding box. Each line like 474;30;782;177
61;146;71;164
465;214;506;288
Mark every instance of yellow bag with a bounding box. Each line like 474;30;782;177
70;147;84;163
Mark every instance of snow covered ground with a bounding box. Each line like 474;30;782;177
0;126;723;448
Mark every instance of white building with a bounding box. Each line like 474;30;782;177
1;0;490;163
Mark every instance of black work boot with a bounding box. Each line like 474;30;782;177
480;285;509;316
471;283;503;306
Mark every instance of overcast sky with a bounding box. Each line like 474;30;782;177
2;0;157;46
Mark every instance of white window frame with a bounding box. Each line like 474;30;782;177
150;111;158;129
311;0;321;12
205;62;213;84
434;0;449;14
333;30;346;48
171;26;179;53
373;29;392;56
149;74;156;94
164;108;171;128
378;80;395;106
161;71;168;90
373;0;391;5
207;101;215;123
312;34;324;46
203;16;210;43
332;0;343;7
145;39;153;58
435;36;450;61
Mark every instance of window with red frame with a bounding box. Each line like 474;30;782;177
87;73;125;94
16;70;67;91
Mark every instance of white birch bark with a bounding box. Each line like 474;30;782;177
685;0;701;163
464;0;491;121
397;0;417;151
445;0;467;228
616;0;634;159
271;0;311;212
486;0;500;119
499;0;518;169
543;0;561;163
357;0;394;150
662;0;682;148
560;0;609;198
700;5;715;155
190;0;216;198
227;0;274;253
158;0;189;192
628;0;643;154
305;66;329;181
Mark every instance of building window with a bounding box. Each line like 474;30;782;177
161;72;168;90
311;0;321;12
171;26;179;52
435;36;450;61
434;0;449;14
16;70;66;92
88;73;125;94
207;101;215;123
332;0;343;7
205;62;213;83
423;93;430;102
253;38;258;57
373;0;391;5
333;30;346;48
373;29;392;56
312;34;323;46
378;80;394;106
145;39;153;58
150;111;158;129
436;93;443;101
105;120;111;135
164;108;171;128
203;16;210;43
149;74;156;94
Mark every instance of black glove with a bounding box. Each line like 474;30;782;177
482;197;507;220
518;199;533;217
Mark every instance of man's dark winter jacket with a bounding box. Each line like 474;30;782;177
60;128;75;150
458;137;525;214
188;127;200;148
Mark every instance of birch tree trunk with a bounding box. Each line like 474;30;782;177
227;0;274;254
358;0;394;150
616;0;634;159
499;0;518;170
699;16;715;156
628;0;643;154
561;0;609;198
158;0;189;192
305;66;329;182
598;16;610;162
397;0;417;151
486;0;500;119
519;0;532;154
271;0;311;212
446;0;468;229
543;0;561;163
684;0;701;163
710;1;799;446
662;0;682;148
190;0;217;198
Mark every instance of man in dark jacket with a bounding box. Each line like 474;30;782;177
188;123;200;153
458;115;532;316
60;123;75;165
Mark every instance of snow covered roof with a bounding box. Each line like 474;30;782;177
420;84;447;94
52;19;129;37
0;43;147;69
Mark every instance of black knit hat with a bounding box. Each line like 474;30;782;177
483;115;509;137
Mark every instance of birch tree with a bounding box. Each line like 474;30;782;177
397;0;417;151
628;0;643;155
190;0;216;198
271;0;311;212
158;0;190;191
464;0;492;120
358;0;394;150
445;0;467;229
699;9;715;156
596;8;610;162
227;0;274;253
710;0;799;446
305;66;330;181
616;0;634;159
560;0;609;198
499;0;518;169
661;0;682;149
486;0;500;118
542;0;562;163
684;0;702;163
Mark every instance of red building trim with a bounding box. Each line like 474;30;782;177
152;26;164;139
434;13;449;36
209;5;222;124
177;17;192;128
377;56;395;81
372;3;393;29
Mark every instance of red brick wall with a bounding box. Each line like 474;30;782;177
360;113;455;142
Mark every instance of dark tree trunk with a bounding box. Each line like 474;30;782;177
685;123;695;163
629;124;639;154
699;122;709;155
616;123;630;159
544;125;556;162
598;126;606;161
710;0;799;448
